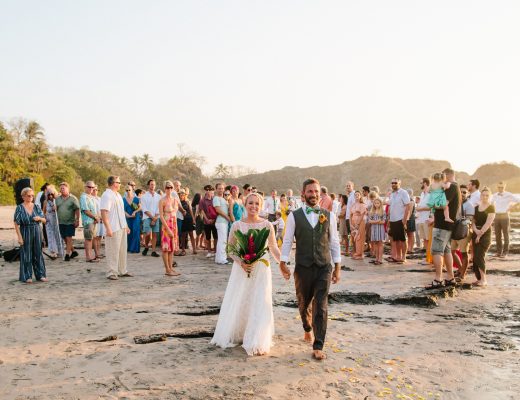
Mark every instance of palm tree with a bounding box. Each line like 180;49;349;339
140;154;154;177
214;163;231;179
24;121;45;145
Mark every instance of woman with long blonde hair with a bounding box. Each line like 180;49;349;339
211;192;282;356
159;181;180;276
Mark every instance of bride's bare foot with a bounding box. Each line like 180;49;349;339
303;331;313;343
312;349;327;360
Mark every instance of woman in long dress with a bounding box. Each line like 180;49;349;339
211;192;282;356
123;185;142;253
14;187;48;283
350;190;368;260
43;185;64;259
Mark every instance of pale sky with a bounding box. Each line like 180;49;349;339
1;0;519;175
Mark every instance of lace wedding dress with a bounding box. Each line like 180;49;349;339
210;219;281;355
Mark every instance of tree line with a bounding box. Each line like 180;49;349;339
0;119;254;205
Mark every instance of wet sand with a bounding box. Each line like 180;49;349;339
0;206;519;400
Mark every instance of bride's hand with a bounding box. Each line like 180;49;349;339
241;262;254;275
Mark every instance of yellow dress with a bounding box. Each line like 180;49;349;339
279;203;290;247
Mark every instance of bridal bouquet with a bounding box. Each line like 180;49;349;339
226;228;270;277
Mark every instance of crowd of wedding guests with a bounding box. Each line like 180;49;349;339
13;171;520;287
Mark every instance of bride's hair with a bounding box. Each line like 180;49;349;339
244;192;264;210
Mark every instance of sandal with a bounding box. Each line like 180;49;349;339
444;278;456;287
86;258;99;263
425;279;444;290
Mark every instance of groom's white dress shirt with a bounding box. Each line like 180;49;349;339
280;204;341;264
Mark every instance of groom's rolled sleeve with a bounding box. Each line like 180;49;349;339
280;212;296;262
328;213;342;264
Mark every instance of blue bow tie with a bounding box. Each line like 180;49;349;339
306;206;320;214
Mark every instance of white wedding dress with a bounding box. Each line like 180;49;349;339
210;219;281;356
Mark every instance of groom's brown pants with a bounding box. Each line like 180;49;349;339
293;263;332;350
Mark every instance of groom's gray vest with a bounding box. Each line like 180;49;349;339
293;207;332;267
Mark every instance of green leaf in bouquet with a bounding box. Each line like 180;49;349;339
253;227;269;252
234;229;249;254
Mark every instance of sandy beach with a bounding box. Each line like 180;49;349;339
0;206;519;400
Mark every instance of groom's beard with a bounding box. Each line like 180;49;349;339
304;195;318;207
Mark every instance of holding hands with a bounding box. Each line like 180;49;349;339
279;261;291;280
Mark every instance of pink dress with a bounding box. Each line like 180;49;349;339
161;197;179;252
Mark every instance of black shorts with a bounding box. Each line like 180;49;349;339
389;221;406;242
59;224;75;239
204;223;218;241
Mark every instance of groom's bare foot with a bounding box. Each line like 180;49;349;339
312;350;327;360
303;331;313;343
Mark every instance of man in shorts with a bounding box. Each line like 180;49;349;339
140;179;161;257
80;181;100;263
56;182;80;261
426;168;461;289
451;184;474;281
388;178;412;263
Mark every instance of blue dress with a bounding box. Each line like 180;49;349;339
124;196;142;253
14;204;46;282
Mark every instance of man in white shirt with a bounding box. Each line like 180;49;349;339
330;193;340;217
493;181;520;257
141;179;161;257
287;189;302;211
264;190;280;222
467;179;481;207
388;178;412;263
280;178;341;361
213;182;231;264
100;176;132;280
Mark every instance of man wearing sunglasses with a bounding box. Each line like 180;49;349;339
451;185;475;280
100;176;132;280
388;179;412;264
80;181;100;263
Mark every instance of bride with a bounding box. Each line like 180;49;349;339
210;192;288;356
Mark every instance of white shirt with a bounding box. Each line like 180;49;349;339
493;191;520;213
416;191;431;224
172;190;184;220
100;189;127;232
468;190;481;207
35;191;44;206
332;199;341;216
141;191;161;220
272;218;285;233
281;206;341;264
264;196;280;215
389;188;411;222
345;191;356;220
288;197;302;211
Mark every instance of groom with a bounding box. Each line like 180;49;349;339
279;178;341;360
